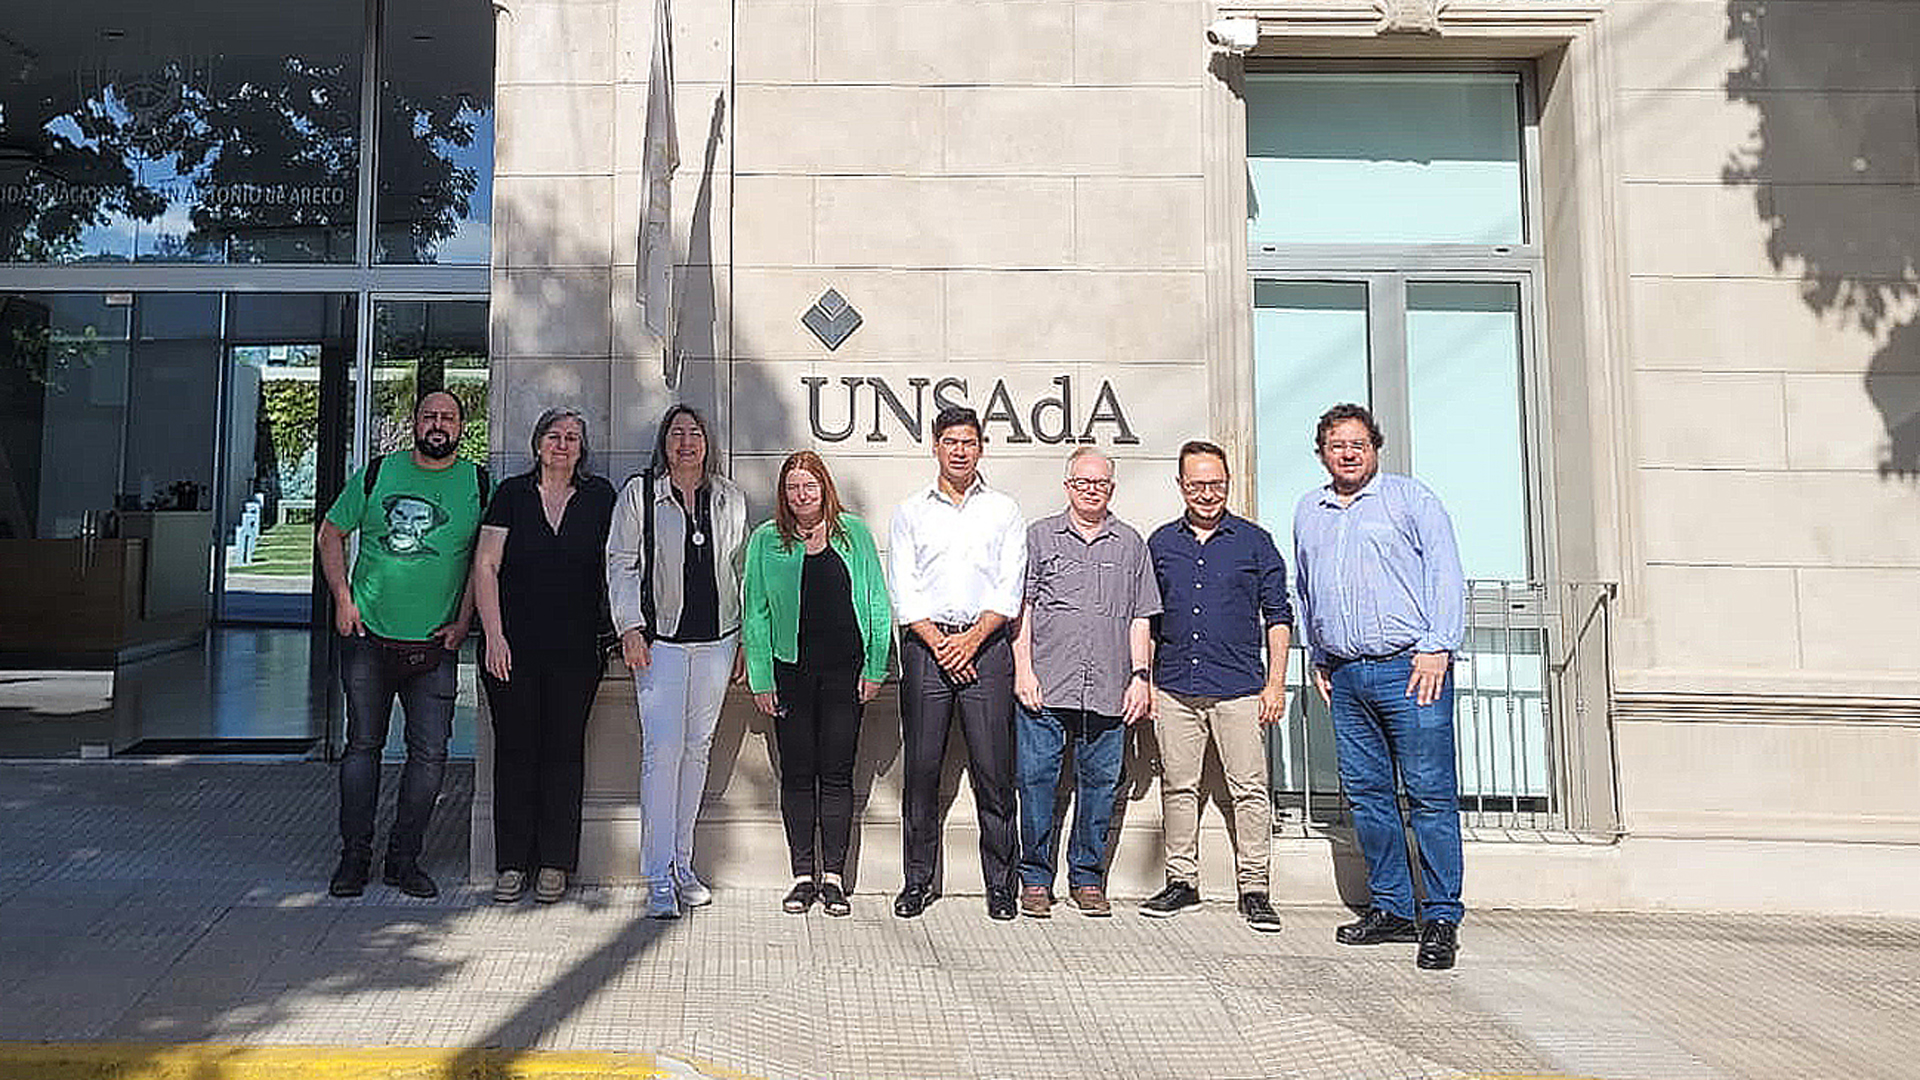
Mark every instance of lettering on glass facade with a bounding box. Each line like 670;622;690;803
803;375;1140;446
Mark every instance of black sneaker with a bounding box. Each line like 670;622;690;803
1417;920;1459;970
382;861;439;899
1336;907;1420;945
1238;892;1282;932
1139;880;1200;918
328;854;370;898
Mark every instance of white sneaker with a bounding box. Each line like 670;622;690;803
675;867;713;907
646;881;681;919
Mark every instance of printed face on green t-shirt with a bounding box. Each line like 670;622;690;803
323;453;482;641
378;494;451;557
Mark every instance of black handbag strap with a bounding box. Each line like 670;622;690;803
640;469;657;638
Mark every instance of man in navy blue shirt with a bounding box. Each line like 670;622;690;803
1143;440;1291;931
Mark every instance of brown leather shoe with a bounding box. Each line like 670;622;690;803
1069;884;1112;917
1019;884;1053;918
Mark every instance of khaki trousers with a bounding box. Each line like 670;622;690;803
1153;688;1271;893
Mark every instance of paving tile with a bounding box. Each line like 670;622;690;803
2;761;1919;1080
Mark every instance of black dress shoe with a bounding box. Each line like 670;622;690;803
382;861;439;899
894;883;936;918
986;886;1016;921
1238;892;1282;932
1417;920;1459;970
1139;879;1200;918
328;854;370;898
1336;907;1420;945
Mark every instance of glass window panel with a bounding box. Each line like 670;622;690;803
135;293;222;340
121;296;222;536
1246;73;1523;246
229;293;342;342
0;1;363;264
376;0;495;265
219;294;354;626
370;299;490;462
0;294;129;539
367;299;488;760
1405;281;1528;581
1253;282;1371;806
1253;280;1371;558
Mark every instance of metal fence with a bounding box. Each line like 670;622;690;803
1267;580;1620;839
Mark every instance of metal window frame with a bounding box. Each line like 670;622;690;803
1242;59;1556;591
1243;60;1615;834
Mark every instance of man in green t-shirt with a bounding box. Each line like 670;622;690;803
317;390;483;899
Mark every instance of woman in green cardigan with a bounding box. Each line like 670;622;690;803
741;451;893;916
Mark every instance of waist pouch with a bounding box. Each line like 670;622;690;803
364;631;451;676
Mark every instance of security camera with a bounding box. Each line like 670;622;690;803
1205;17;1258;55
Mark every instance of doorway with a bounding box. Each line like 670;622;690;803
0;290;493;758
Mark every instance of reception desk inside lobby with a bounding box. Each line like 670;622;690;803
0;511;213;666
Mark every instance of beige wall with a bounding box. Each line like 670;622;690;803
483;0;1920;912
1602;0;1920;850
486;0;1224;902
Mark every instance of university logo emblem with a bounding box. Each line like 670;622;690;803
802;289;863;351
77;57;215;153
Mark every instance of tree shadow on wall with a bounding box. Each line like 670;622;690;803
1722;3;1920;477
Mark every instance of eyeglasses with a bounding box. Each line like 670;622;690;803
1322;439;1372;453
1064;478;1113;493
1181;479;1228;494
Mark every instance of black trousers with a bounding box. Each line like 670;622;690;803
773;657;863;878
480;647;601;873
899;630;1017;892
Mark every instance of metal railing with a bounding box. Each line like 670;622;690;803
1267;579;1620;839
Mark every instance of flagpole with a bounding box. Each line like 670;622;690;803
638;0;680;387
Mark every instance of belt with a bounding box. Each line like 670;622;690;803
923;621;1007;645
1326;645;1414;667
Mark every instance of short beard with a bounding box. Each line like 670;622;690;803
415;433;458;460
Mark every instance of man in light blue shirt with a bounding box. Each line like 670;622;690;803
1293;403;1466;970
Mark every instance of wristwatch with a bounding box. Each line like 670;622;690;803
1130;667;1151;682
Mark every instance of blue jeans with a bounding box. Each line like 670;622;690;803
1327;653;1464;924
1016;705;1125;889
338;634;456;866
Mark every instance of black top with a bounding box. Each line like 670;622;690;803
661;483;722;644
482;471;617;658
797;544;862;668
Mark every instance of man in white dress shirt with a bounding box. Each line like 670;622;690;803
888;405;1028;920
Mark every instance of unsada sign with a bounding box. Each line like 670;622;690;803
804;374;1139;445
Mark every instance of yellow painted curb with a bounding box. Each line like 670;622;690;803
0;1044;747;1080
1463;1075;1614;1080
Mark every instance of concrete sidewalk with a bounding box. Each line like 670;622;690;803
0;760;1913;1080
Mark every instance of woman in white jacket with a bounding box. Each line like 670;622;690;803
606;404;748;918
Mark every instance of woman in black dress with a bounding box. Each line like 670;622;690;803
472;407;616;903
